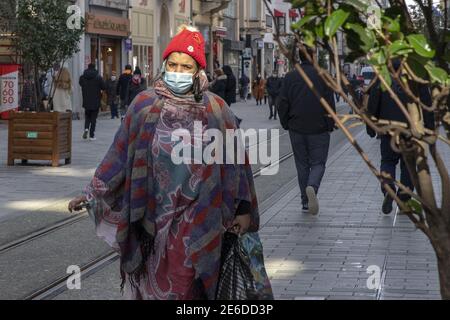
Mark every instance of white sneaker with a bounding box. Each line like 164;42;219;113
89;137;96;141
306;186;319;215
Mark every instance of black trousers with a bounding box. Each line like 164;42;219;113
380;136;413;201
84;109;99;138
289;130;330;205
268;95;278;118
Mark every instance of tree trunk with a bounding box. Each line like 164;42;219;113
437;245;450;299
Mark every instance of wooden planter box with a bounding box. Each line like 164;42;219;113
7;111;72;167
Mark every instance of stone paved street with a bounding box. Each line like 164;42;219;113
0;99;446;300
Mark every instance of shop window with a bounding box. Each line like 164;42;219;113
276;16;286;34
266;14;272;28
249;0;258;20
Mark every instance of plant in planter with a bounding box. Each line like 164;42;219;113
264;0;450;298
7;0;84;166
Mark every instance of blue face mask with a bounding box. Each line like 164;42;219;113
163;70;194;94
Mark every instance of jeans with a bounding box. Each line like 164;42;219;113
289;130;330;205
84;109;99;138
380;136;414;201
110;101;118;119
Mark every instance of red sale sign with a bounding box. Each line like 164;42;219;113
0;64;20;113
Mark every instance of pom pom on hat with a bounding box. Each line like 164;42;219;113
162;24;207;69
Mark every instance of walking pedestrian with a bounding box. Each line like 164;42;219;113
79;63;106;141
106;71;119;119
68;24;272;300
240;73;250;102
252;74;265;105
366;60;434;214
266;71;282;120
127;69;146;105
52;67;72;113
278;49;336;215
116;64;133;120
209;68;227;100
222;65;237;107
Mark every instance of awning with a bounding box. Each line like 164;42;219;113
289;9;299;18
274;9;285;17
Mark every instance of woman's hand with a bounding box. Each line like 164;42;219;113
68;195;87;213
231;214;251;235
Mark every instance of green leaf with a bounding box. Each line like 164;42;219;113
406;34;435;58
383;16;400;33
368;49;386;65
407;53;429;80
302;29;315;48
424;63;448;84
406;199;423;214
325;9;350;38
344;22;376;53
388;40;413;57
343;0;369;11
315;23;325;39
378;65;392;91
291;15;317;31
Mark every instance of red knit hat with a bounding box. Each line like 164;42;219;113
162;26;207;69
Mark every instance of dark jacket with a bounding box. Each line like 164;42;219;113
266;76;282;97
116;72;132;100
210;74;227;100
278;62;336;134
127;77;146;105
105;79;118;104
366;80;435;137
240;74;249;87
222;65;236;106
79;68;106;110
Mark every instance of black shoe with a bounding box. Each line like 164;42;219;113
302;203;308;212
269;115;273;119
82;129;88;140
382;194;393;214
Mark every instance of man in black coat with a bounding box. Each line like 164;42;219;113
209;69;227;100
367;61;435;214
79;63;106;140
278;50;336;215
222;65;237;106
116;64;133;119
266;71;282;120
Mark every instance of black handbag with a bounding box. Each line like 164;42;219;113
215;231;259;300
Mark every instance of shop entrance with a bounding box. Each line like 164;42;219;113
90;37;121;78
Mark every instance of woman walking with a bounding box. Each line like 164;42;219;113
252;74;265;106
52;67;72;112
68;25;271;300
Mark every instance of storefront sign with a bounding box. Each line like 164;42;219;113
89;0;128;11
223;40;245;51
0;64;19;113
212;26;227;38
85;13;130;37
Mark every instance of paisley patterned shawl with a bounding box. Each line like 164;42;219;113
84;85;259;299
